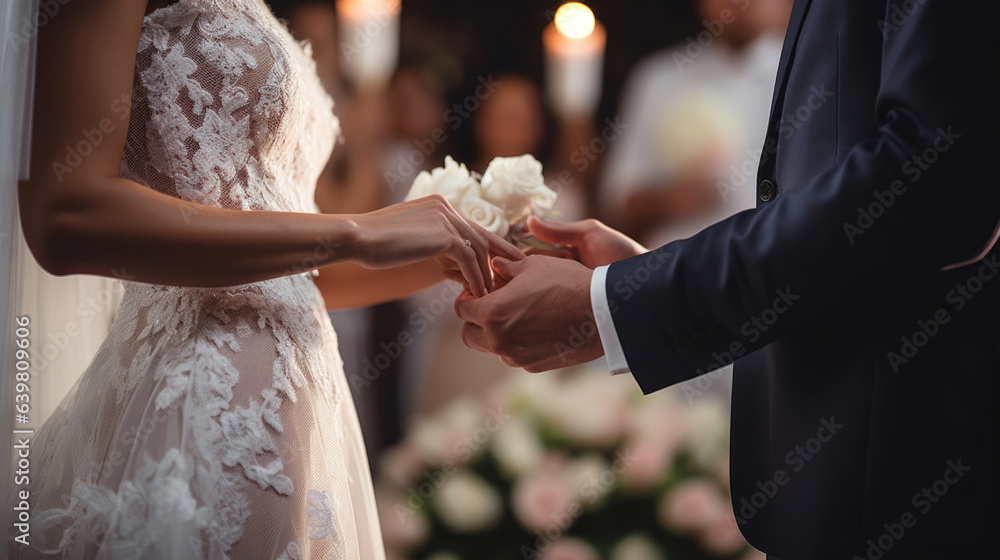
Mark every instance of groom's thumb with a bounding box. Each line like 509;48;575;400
491;257;524;282
527;216;586;245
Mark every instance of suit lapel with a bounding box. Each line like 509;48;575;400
766;0;814;125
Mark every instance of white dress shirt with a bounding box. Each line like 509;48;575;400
590;264;631;375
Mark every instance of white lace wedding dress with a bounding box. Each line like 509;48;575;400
11;1;385;558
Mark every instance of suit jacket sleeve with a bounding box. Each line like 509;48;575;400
607;0;1000;394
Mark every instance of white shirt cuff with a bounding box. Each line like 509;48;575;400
590;265;631;375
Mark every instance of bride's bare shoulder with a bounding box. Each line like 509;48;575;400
23;0;148;192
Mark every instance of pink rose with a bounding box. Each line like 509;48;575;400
540;537;600;560
628;397;687;453
697;513;747;556
379;444;426;488
376;490;428;549
512;470;575;532
620;439;671;492
658;478;727;534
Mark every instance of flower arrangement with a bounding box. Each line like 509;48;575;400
405;155;558;249
376;366;761;560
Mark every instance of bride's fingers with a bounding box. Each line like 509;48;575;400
428;199;489;295
446;214;494;294
450;238;488;297
468;221;526;262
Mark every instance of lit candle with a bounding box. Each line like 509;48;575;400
543;2;606;119
336;0;401;90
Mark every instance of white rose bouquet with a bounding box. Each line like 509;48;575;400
405;154;559;252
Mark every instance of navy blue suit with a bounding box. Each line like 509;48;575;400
605;1;1000;557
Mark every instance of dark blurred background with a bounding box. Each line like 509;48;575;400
268;0;702;130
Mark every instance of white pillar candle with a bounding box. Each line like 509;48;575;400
543;2;606;119
336;0;401;90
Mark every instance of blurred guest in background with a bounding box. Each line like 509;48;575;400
382;62;455;205
471;73;595;220
600;0;791;247
596;0;790;414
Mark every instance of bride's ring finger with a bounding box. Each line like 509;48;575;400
448;217;493;293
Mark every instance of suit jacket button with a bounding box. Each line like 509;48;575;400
758;179;776;202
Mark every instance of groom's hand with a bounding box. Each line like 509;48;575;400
455;255;604;372
527;217;647;269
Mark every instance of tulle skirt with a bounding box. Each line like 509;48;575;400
8;276;385;559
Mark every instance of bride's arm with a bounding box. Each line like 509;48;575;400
314;261;446;310
20;0;511;295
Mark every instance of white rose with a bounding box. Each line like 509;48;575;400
438;397;486;433
610;533;665;560
408;416;452;464
459;196;510;237
432;470;502;533
491;417;544;477
684;396;730;468
539;372;628;448
405;155;480;206
481;155;557;220
562;453;610;509
409;397;486;465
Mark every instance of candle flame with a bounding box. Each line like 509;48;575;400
554;2;596;39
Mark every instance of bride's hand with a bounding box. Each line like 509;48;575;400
352;195;525;296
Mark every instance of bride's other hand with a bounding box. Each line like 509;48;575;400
527;217;647;269
352;195;524;296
